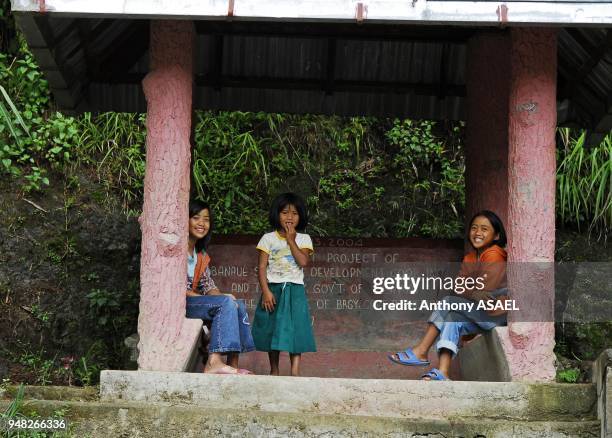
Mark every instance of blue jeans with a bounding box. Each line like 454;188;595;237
428;291;508;357
186;295;255;354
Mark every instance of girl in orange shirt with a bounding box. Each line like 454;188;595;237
389;210;508;380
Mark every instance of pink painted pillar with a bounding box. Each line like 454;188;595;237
465;32;511;225
499;28;558;381
137;20;201;371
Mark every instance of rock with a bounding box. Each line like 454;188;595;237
593;349;612;438
124;333;139;363
561;263;612;323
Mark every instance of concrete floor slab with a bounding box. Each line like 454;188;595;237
100;370;595;421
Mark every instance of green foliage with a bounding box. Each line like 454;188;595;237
386;119;465;238
30;304;51;327
23;166;49;192
557;322;612;361
71;343;104;386
0;84;32;149
86;288;120;327
0;33;51;189
45;235;77;265
75;112;146;213
556;367;580;383
1;383;24;418
0;82;33;178
0;37;49;123
1;384;73;437
33;112;79;165
192;111;273;234
557;128;612;240
2;340;105;387
73;357;99;387
83;279;139;371
190;113;465;238
17;350;56;386
270;115;386;236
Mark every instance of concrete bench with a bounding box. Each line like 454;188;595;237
458;326;511;381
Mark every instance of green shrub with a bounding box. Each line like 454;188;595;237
0;32;51;189
556;367;580;383
557;128;612;240
0;384;73;437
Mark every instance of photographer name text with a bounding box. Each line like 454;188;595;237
372;298;519;312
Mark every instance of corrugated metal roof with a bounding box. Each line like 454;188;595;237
556;27;612;134
12;15;612;134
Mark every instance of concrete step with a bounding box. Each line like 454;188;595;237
100;370;596;422
206;350;463;380
0;398;600;438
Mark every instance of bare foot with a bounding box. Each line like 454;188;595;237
204;364;239;374
270;369;280;376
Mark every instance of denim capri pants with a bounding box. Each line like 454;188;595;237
186;295;255;354
428;289;508;357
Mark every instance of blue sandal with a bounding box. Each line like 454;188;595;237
388;348;431;366
420;368;448;381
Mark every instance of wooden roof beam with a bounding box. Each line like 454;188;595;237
99;72;466;97
196;75;466;96
194;21;477;43
562;29;612;100
92;21;149;82
15;14;83;110
46;17;77;46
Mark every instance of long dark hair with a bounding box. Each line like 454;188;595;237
268;192;309;231
467;210;507;248
189;199;212;253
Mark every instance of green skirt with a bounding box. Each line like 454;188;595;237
252;282;317;354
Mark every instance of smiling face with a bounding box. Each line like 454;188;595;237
279;204;300;230
469;215;499;251
189;208;210;241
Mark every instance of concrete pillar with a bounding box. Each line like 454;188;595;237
465;32;510;224
501;27;558;381
137;20;201;371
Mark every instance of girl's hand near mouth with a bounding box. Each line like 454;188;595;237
284;222;297;243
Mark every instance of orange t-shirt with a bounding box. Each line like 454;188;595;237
458;244;507;292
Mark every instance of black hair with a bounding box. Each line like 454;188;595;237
269;192;308;232
189;198;212;252
467;210;507;248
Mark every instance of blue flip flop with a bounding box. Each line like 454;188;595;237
388;348;430;366
420;368;448;381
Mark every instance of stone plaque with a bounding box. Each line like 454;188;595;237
206;235;464;379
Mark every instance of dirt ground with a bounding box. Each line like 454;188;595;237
0;173;141;385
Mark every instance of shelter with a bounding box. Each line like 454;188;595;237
12;0;612;381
